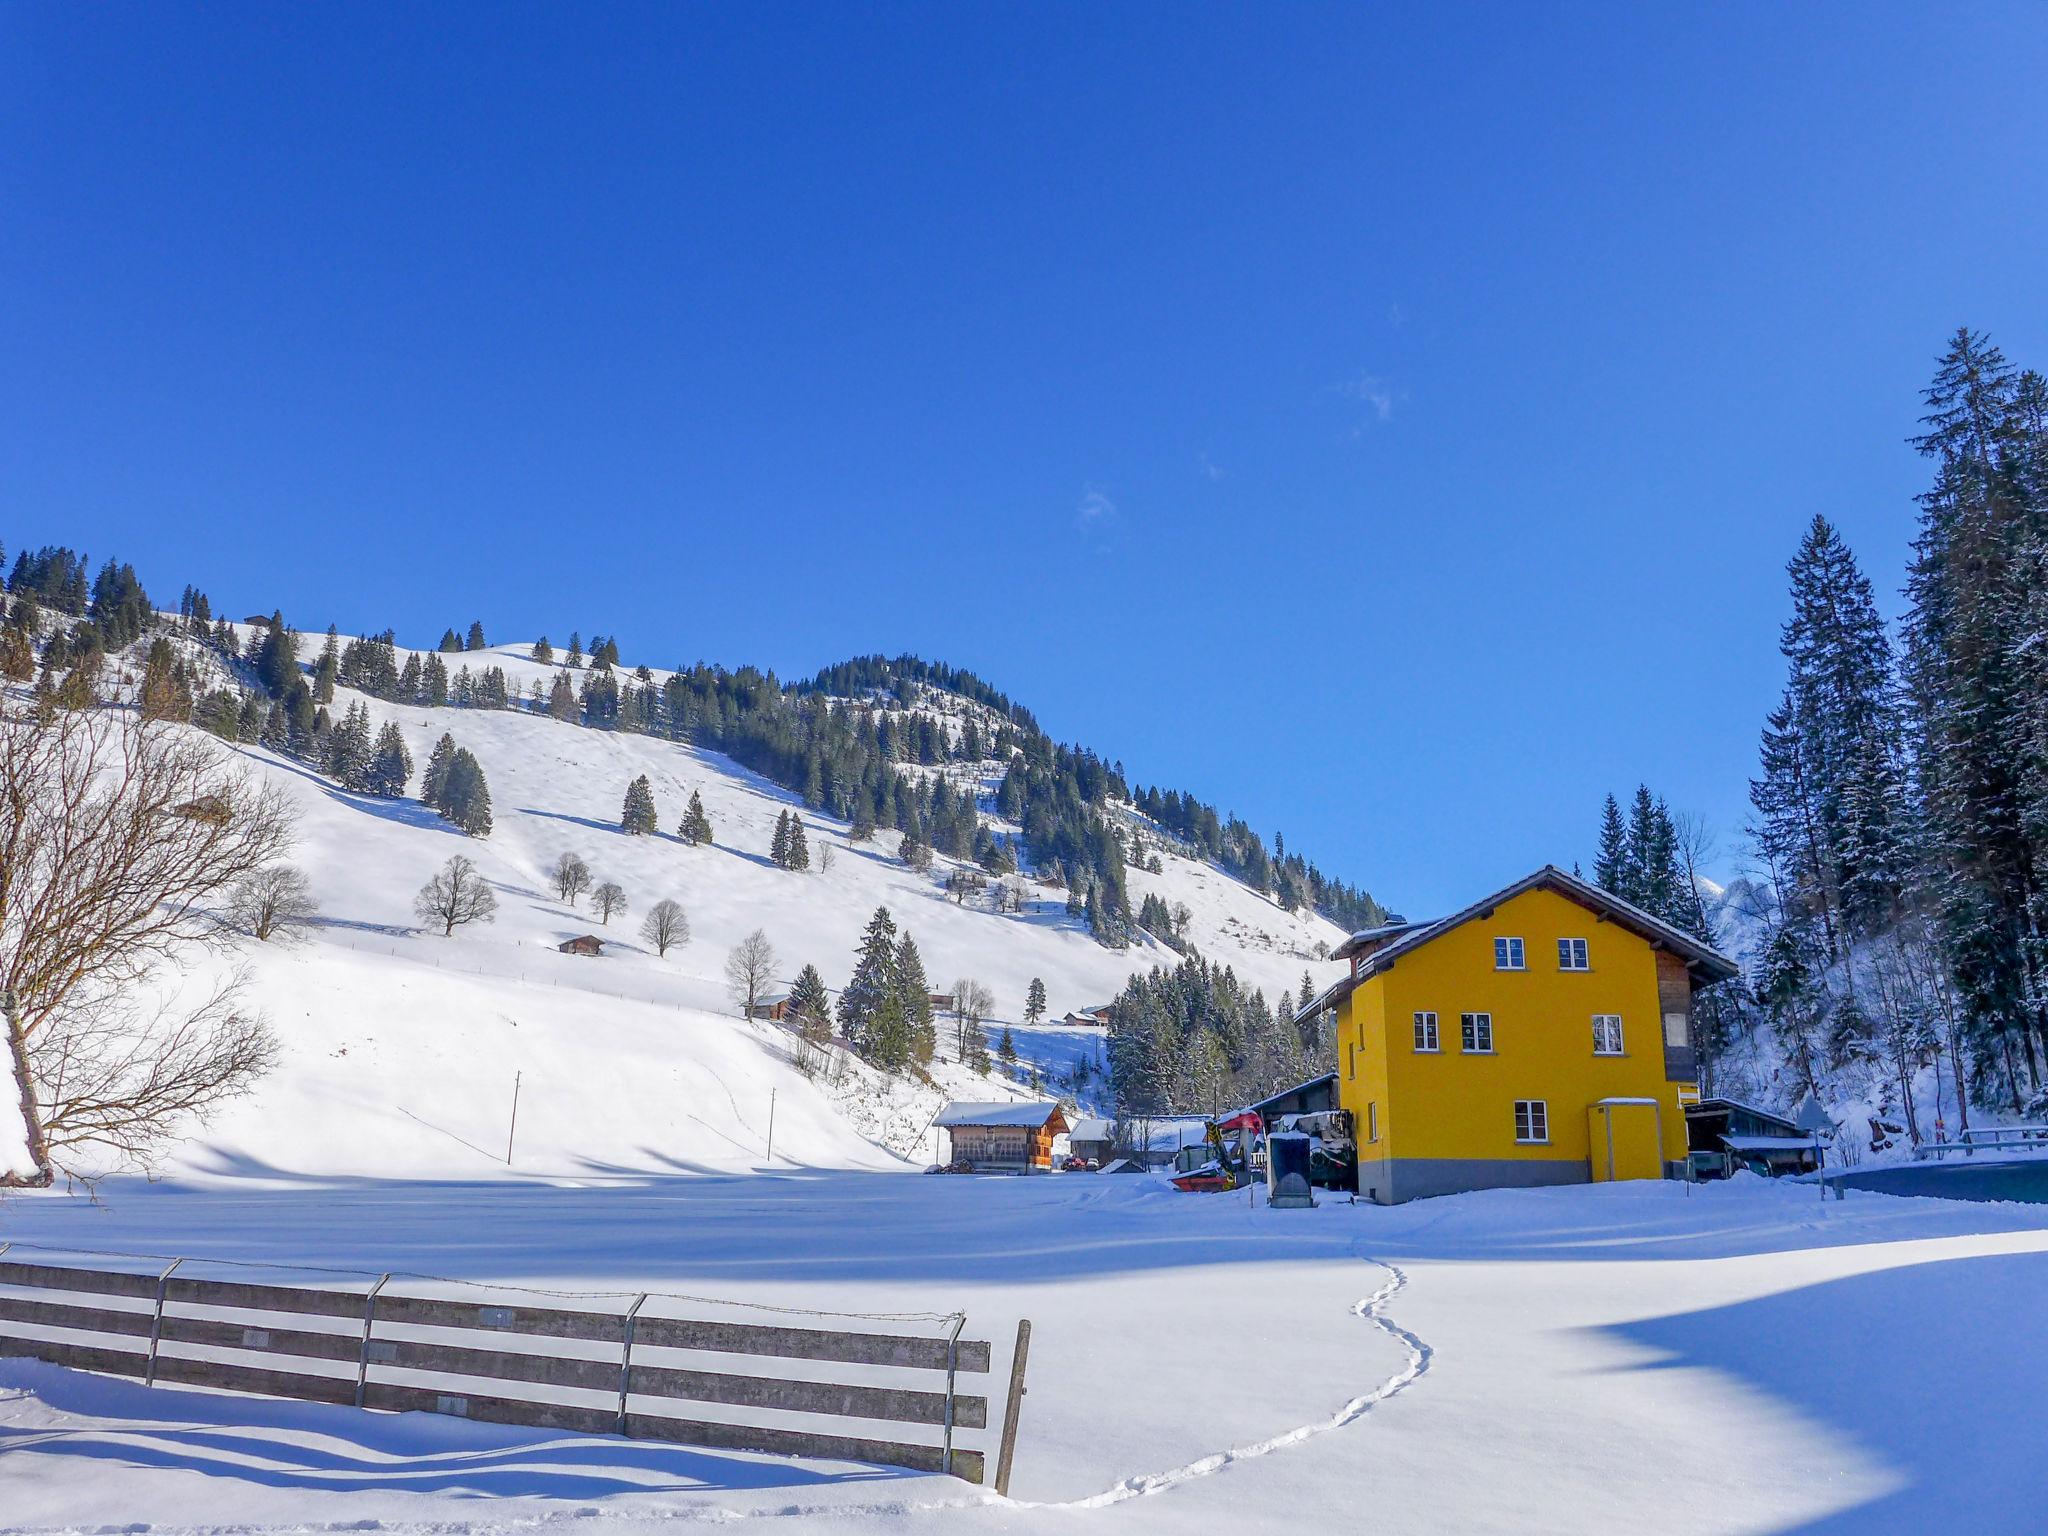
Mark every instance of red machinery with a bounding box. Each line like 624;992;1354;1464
1171;1110;1263;1192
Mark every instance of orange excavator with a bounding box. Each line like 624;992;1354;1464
1171;1110;1262;1192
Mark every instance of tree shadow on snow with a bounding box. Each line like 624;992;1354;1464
0;1361;899;1498
1593;1248;2048;1530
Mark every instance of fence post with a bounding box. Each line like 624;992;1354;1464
354;1273;391;1407
994;1318;1031;1497
940;1313;965;1477
617;1293;648;1435
144;1258;184;1387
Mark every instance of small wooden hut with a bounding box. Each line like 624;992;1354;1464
933;1101;1070;1173
557;934;605;956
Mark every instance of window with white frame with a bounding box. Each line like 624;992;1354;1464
1592;1014;1625;1055
1413;1011;1440;1052
1461;1012;1494;1053
1558;937;1589;970
1494;936;1525;970
1514;1099;1549;1143
1366;1101;1379;1143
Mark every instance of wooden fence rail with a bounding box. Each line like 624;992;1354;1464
0;1256;1007;1483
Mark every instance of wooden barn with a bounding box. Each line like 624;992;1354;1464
933;1101;1070;1174
557;934;605;956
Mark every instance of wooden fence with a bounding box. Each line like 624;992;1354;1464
0;1250;1020;1485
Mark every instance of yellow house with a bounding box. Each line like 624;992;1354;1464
1303;866;1739;1204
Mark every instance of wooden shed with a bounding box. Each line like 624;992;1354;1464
557;934;605;956
933;1101;1070;1174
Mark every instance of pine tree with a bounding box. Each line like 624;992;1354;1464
531;636;554;664
849;804;876;841
771;810;791;868
366;721;413;797
789;963;832;1029
438;749;493;836
313;625;339;704
895;934;936;1065
439;628;462;652
547;672;578;721
680;790;714;846
421;732;457;808
622;775;659;835
466;620;487;651
566;632;583;668
327;700;374;790
837;906;900;1061
1025;977;1047;1026
1594;794;1628;894
786;816;810;871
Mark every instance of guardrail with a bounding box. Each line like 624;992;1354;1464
0;1250;1015;1484
1913;1125;2048;1160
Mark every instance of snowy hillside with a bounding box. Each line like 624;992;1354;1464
111;629;1346;1181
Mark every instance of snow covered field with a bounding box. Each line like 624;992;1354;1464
6;1174;2048;1533
11;653;2048;1532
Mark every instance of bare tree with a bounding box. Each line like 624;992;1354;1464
227;864;318;942
950;977;993;1059
415;854;498;935
592;880;627;925
725;929;776;1018
0;705;292;1183
640;898;690;956
548;851;591;906
819;842;835;873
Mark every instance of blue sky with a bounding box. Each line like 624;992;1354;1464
4;5;2045;915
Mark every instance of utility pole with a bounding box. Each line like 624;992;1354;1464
506;1070;522;1165
766;1088;777;1164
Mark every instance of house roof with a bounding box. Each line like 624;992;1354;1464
1068;1118;1115;1142
1722;1133;1819;1153
1295;864;1740;1026
933;1100;1068;1130
1245;1071;1339;1118
1331;921;1428;961
1687;1097;1801;1135
561;934;604;947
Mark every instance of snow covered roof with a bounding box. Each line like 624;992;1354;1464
1688;1097;1800;1134
1069;1118;1115;1142
933;1100;1067;1129
1298;865;1740;1025
1722;1134;1818;1153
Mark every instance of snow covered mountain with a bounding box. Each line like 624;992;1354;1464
89;623;1351;1182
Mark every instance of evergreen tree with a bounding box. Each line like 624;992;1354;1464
421;732;457;808
894;934;937;1064
837;906;900;1061
621;775;659;834
1901;329;2048;1098
786;816;810;871
680;790;714;846
547;672;578;721
532;636;554;664
313;625;339;704
1025;977;1047;1026
437;749;493;836
1594;794;1628;894
439;628;462;653
789;963;832;1029
566;631;583;668
466;620;487;651
366;721;413;797
771;810;791;868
